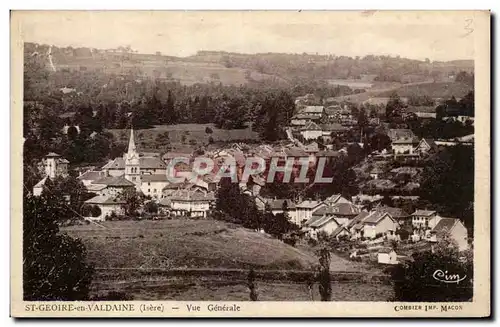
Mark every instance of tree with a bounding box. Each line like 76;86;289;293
391;238;472;301
419;145;474;232
119;188;145;217
205;126;213;134
90;205;102;218
247;269;258;301
144;201;159;214
317;247;332;301
385;92;405;120
23;192;94;300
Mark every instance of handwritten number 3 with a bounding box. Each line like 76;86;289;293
464;19;474;36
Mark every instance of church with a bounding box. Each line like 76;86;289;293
79;128;169;197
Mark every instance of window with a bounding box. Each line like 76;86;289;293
148;182;151;186
132;177;136;181
154;189;157;193
148;189;150;193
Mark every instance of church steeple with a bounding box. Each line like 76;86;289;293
127;128;137;156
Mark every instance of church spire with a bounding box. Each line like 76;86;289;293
127;128;137;155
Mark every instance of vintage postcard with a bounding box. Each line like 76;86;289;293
10;10;490;317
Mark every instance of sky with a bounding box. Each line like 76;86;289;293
14;11;477;61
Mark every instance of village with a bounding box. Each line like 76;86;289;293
31;91;473;269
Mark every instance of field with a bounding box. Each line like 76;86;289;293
332;80;471;105
62;219;393;301
53;54;287;86
107;123;259;151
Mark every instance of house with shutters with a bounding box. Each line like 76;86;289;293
295;200;326;225
300;121;323;140
33;152;70;196
411;209;438;228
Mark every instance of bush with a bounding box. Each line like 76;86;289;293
205;127;213;134
208;136;214;144
90;205;101;218
391;239;472;301
81;204;92;217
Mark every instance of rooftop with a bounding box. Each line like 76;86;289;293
93;175;135;187
412;210;436;216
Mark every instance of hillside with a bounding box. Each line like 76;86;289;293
25;42;474;87
62;219;322;270
377;81;473;99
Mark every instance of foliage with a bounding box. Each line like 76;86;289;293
144;201;159;214
247;269;258;301
23;191;94;300
391;237;473;302
118;188;145;217
419;145;474;232
90;205;102;218
317;247;332;301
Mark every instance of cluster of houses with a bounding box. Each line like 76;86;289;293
254;191;468;253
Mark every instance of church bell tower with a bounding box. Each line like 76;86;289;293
124;128;141;188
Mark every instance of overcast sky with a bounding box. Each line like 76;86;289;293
16;11;477;61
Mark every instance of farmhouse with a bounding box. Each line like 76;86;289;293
163;188;216;217
84;195;125;221
305;215;341;239
296;200;326;225
361;211;398;239
375;206;411;226
346;211;370;239
89;175;136;197
428;217;468;251
411;209;438;228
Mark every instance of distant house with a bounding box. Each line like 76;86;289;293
164;188;216;218
330;226;350;240
324;105;342;119
346;211;370;239
305;215;341;239
265;199;298;224
411;209;438;228
375;206;410;226
414;112;437;119
391;137;419;155
327;202;361;226
428;217;468;251
84;195;125;221
415;138;438;154
378;248;399;265
300;121;323;140
33;152;70;196
141;174;170;199
299;105;324;118
361;210;398;239
89;175;136;197
296;200;326;225
78;170;108;186
321;123;349;139
324;194;351;206
387;129;419;154
290;114;320;127
369;167;384;179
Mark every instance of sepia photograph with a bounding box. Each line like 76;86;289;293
10;10;490;317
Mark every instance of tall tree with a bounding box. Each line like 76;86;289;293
23;191;94;300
